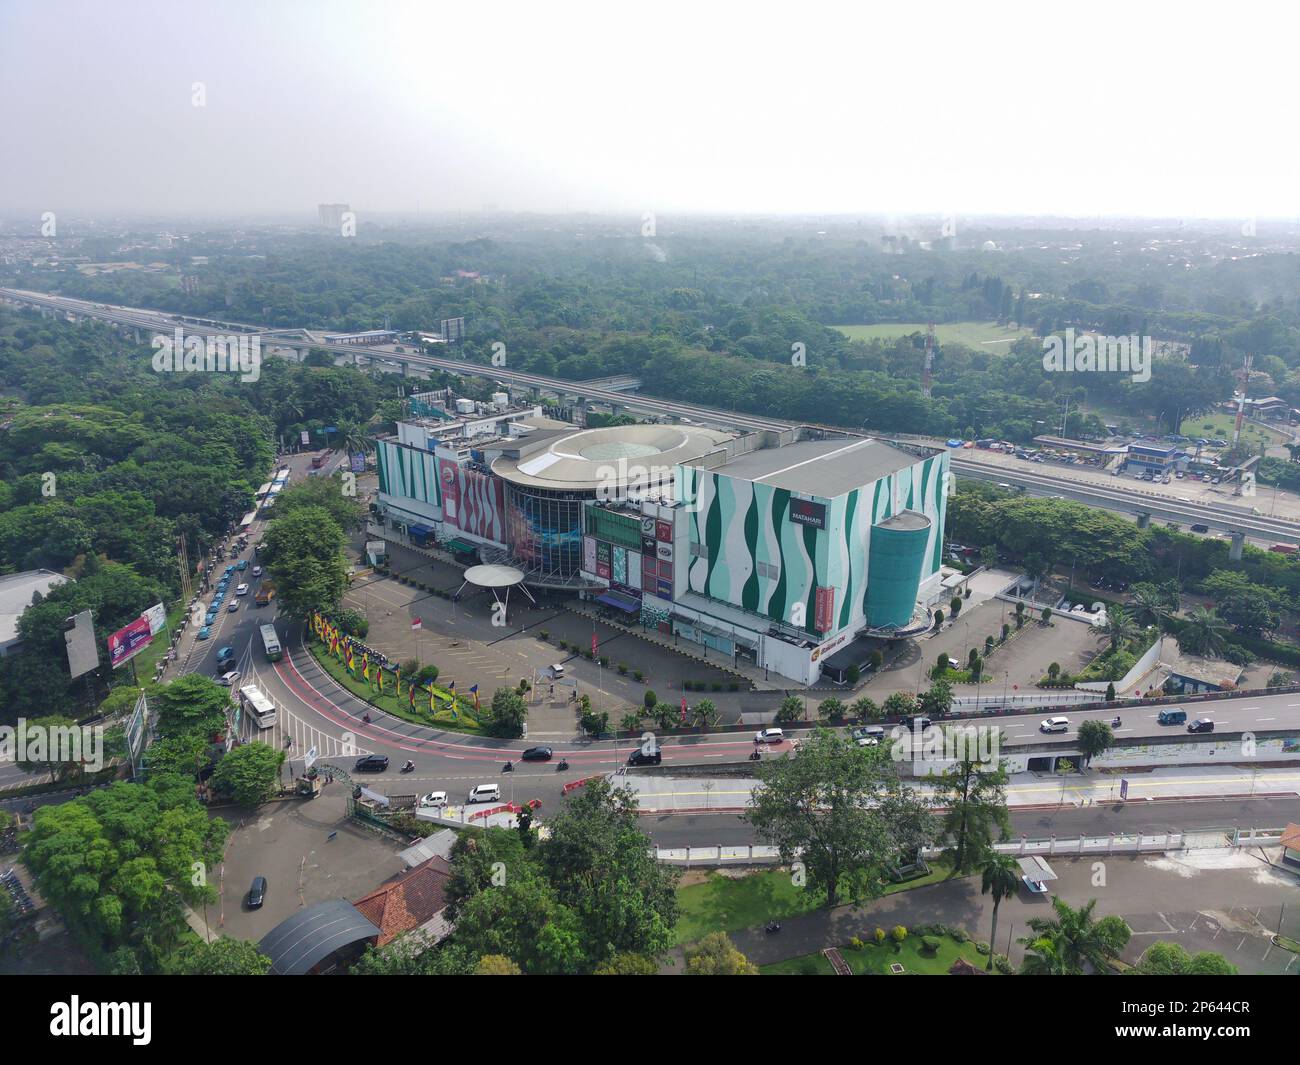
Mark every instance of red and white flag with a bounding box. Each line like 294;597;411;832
411;617;422;631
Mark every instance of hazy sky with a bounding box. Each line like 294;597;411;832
2;0;1294;220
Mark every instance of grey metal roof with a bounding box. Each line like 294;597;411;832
259;900;380;975
689;437;921;497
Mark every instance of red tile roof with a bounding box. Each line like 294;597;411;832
1281;823;1300;851
352;856;453;946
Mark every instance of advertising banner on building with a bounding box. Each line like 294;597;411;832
612;545;627;585
596;540;611;580
656;541;674;563
582;536;597;574
814;586;835;633
438;457;461;525
656;520;673;542
107;615;153;669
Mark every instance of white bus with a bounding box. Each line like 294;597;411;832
237;684;277;730
259;623;282;662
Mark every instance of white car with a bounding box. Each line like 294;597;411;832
252;566;263;577
418;791;448;808
754;727;785;744
235;583;249;596
1039;717;1070;734
467;784;501;804
218;670;242;687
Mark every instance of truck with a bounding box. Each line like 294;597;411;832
254;582;276;606
310;452;330;470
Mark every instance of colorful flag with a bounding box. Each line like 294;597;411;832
469;683;479;708
411;617;422;631
376;669;384;694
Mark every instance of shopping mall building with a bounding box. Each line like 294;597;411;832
373;401;949;684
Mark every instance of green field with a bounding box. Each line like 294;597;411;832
673;861;956;945
834;321;1032;348
1180;413;1288;447
761;934;994;976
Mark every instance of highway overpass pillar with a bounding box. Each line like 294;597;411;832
1229;530;1245;561
1135;512;1150;529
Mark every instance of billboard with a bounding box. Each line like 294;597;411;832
108;615;153;669
438;457;461;524
789;497;827;530
64;610;100;680
440;317;466;342
656;520;673;542
350;451;367;473
582;535;597;574
143;602;167;635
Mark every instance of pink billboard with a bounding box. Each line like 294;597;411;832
108;615;153;669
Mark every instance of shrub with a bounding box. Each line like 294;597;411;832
728;681;740;691
874;928;886;946
891;925;907;944
950;928;970;943
992;954;1013;975
975;941;991;955
920;936;942;954
848;936;865;951
617;663;628;675
797;959;819;976
711;681;722;691
415;664;439;684
933;608;944;627
599;655;610;667
633;669;644;682
539;630;549;641
644;689;658;710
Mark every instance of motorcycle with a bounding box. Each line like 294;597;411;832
503;760;514;773
1111;715;1121;727
556;759;569;772
362;713;371;724
400;760;416;773
764;921;781;934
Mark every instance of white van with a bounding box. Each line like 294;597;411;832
548;664;566;679
1039;717;1070;734
754;727;784;744
467;783;501;804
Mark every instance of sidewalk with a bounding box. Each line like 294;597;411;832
621;763;1300;813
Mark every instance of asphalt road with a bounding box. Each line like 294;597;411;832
637;796;1300;849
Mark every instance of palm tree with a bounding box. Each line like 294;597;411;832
1102;606;1138;652
1018;897;1131;974
334;419;372;457
1178;606;1229;658
979;850;1021;970
1129;585;1173;629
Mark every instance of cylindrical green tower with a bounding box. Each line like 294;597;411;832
866;510;932;628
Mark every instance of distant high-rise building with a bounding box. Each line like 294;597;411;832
318;203;349;228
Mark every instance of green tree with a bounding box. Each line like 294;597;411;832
1019;897;1131;975
1178;606;1229;657
594;952;659;975
210;741;285;806
176;935;273;975
473;954;523;975
261;505;350;619
932;744;1010;873
1075;720;1114;768
484;687;528;738
979;850;1021;970
684;932;758;975
1103;606;1139;652
1130;942;1237;975
817;697;847;722
745;728;933;907
775;696;804;723
152;674;230;739
918;678;953;718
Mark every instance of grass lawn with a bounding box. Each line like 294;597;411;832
307;641;484;734
834;321;1032;348
761;933;994;975
131;600;186;680
673;860;958;945
1180;413;1287;447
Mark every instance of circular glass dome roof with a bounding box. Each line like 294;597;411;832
577;440;663;461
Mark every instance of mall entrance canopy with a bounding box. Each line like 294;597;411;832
456;564;535;622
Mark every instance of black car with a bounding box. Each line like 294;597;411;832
1187;718;1215;734
354;754;390;772
628;747;662;766
520;746;553;762
1190;524;1209;534
247;876;267;909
